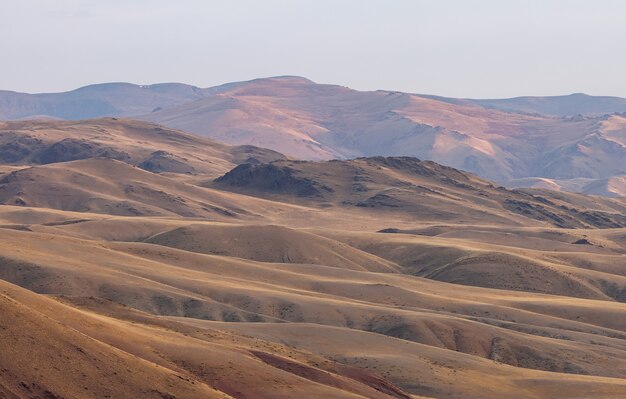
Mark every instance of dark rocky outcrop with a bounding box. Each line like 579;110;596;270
230;145;287;165
0;135;46;163
214;162;333;198
138;151;196;174
34;138;131;164
213;156;626;229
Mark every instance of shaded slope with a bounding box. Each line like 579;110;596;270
0;279;415;399
318;228;626;302
2;227;626;376
144;223;399;272
213;156;626;228
0;280;231;399
0;158;294;219
0;118;285;176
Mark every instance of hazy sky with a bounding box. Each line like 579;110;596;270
2;0;626;97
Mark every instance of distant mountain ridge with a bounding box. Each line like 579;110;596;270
0;82;207;119
422;92;626;117
1;76;625;196
4;77;625;120
0;76;312;120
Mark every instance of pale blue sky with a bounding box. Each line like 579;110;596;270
2;0;625;97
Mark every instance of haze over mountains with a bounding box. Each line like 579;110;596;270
1;76;625;197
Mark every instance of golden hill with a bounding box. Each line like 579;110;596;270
0;119;625;398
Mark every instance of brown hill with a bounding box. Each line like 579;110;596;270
0;278;419;399
212;156;626;228
2;218;626;398
143;223;399;272
0;158;299;219
0;118;285;177
317;227;626;302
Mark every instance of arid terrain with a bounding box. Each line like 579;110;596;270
2;77;626;196
0;118;625;398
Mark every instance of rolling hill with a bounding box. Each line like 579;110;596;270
3;205;626;398
212;157;626;228
0;118;285;177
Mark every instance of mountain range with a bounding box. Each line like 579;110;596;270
1;76;625;197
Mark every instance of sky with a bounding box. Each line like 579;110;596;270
1;0;626;98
